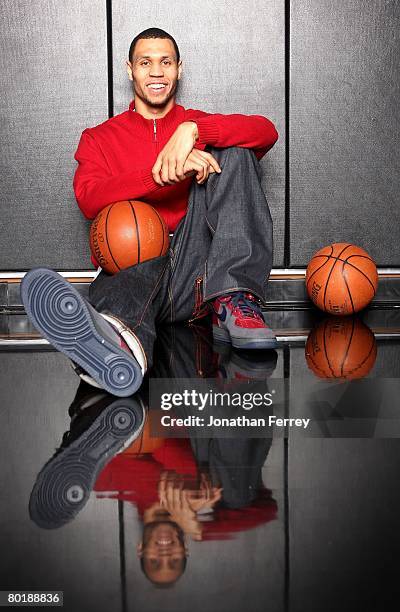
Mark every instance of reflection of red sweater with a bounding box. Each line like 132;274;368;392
94;439;277;540
73;101;278;231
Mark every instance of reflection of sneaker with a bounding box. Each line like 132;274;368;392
212;292;278;350
215;343;278;380
29;392;146;529
21;268;145;396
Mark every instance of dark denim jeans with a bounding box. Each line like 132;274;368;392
89;146;273;367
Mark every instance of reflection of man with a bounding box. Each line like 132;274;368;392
22;26;279;397
96;434;277;587
138;521;187;587
138;472;221;586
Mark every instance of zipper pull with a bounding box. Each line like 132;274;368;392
153;118;157;142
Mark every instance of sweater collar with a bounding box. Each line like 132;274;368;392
128;100;184;139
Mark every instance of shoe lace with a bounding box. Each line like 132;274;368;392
230;292;263;320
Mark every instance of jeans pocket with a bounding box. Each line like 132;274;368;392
189;276;210;323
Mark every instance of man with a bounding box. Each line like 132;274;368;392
21;28;278;397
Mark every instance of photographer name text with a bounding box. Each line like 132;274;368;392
160;415;310;429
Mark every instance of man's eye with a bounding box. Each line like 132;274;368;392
141;61;150;66
163;60;171;65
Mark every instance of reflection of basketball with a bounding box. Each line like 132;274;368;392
122;418;164;455
305;243;378;315
305;316;377;379
90;200;169;274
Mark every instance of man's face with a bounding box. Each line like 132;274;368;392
127;38;182;109
137;521;187;585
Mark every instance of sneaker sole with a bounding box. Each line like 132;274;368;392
29;397;146;529
21;268;142;397
213;325;278;350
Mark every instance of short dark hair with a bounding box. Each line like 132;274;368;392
128;28;180;63
140;555;187;587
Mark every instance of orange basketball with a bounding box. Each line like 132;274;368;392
90;200;169;274
305;316;377;379
305;243;378;315
122;418;164;456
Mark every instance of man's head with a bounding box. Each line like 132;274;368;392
126;28;182;116
137;520;188;587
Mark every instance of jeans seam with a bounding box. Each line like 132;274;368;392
132;259;169;330
168;280;175;323
205;216;216;233
170;208;191;274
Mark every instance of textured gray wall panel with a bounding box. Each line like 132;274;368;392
290;0;400;266
112;0;285;265
0;0;108;269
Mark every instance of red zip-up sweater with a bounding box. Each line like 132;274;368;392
94;439;277;540
73;101;278;233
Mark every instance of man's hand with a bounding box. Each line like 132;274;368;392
158;472;203;540
152;122;221;185
182;150;221;185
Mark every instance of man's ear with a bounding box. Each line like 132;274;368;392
137;542;143;557
177;60;183;81
126;60;134;82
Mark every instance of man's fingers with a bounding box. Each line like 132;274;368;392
176;157;186;180
181;490;191;510
166;478;177;507
158;471;170;504
206;154;221;174
160;159;173;185
196;150;222;174
187;150;219;184
183;158;203;175
152;156;164;186
168;158;179;183
193;157;208;183
173;481;183;509
197;159;210;184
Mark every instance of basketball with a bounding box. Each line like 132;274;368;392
122;418;164;456
305;316;377;379
305;243;378;315
89;200;169;274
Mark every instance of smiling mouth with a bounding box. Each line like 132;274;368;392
156;539;173;546
147;83;167;92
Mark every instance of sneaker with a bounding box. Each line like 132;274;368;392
29;390;146;529
212;292;278;350
215;343;278;380
21;268;144;397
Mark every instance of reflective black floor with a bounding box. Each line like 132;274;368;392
1;310;400;611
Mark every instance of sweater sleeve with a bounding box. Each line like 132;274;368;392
73;129;161;219
186;111;279;160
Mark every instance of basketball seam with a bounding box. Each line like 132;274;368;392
345;254;374;263
323;244;352;311
323;322;336;377
342;266;355;315
344;337;376;377
342;258;377;295
305;346;327;377
152;206;166;257
340;317;355;377
306;245;334;292
105;206;121;272
306;354;328;377
129;201;140;264
310;254;374;265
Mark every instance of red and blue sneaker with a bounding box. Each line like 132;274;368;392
212;292;278;350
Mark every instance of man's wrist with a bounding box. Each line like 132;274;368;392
182;121;199;141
